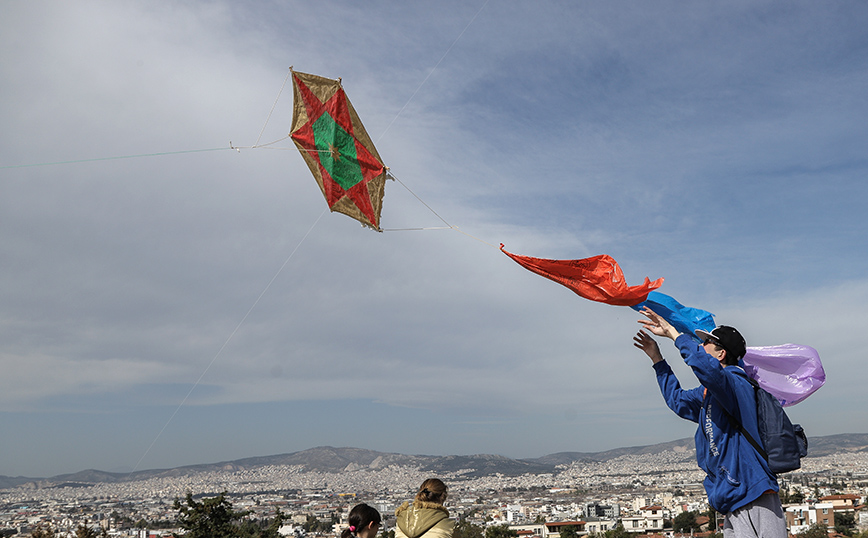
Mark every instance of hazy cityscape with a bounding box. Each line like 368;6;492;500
2;436;867;537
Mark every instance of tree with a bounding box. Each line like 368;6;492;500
601;523;630;538
30;524;57;538
704;507;722;533
454;519;483;538
302;515;319;533
261;508;286;538
173;491;251;538
672;511;701;533
835;512;856;536
484;524;517;538
796;523;828;538
74;522;106;538
558;526;578;538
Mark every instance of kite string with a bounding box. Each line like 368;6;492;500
129;207;328;474
367;0;495;250
1;147;229;169
374;0;490;145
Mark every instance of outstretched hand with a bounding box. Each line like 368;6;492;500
633;330;664;364
637;307;680;341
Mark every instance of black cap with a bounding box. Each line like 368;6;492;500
695;325;746;360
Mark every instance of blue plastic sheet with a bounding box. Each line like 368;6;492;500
631;291;716;338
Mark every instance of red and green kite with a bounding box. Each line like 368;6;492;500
290;70;388;231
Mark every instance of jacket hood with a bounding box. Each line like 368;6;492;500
395;502;449;538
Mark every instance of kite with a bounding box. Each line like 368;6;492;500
500;245;663;306
290;70;388;231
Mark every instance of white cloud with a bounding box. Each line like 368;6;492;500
2;0;867;476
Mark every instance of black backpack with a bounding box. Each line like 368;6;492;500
724;370;808;474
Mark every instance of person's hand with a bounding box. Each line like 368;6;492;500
637;307;680;341
633;329;664;364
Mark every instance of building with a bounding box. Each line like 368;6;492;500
620;505;665;534
785;502;835;534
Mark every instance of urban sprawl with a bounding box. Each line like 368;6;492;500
2;448;867;537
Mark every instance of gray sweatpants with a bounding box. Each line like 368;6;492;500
723;492;787;538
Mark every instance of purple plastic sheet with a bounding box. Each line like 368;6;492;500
742;344;825;407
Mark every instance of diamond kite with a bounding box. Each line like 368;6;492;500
290;70;388;231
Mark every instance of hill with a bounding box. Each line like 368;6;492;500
2;433;867;490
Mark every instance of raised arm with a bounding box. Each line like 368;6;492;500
637;307;681;341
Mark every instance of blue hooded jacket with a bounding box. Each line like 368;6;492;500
653;334;778;514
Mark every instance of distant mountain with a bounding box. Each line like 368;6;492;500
798;432;868;457
3;433;867;489
526;438;696;466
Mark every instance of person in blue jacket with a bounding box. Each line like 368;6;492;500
633;307;786;538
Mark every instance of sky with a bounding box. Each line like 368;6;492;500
2;1;867;478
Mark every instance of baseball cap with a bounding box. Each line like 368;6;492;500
695;325;746;360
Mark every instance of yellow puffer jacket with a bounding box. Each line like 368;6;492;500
394;501;454;538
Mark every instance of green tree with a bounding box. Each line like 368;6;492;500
454;519;484;538
379;530;396;538
484;524;517;538
303;515;319;533
672;511;701;533
796;523;828;538
261;508;286;538
704;507;721;533
835;512;856;536
558;526;578;538
172;491;251;538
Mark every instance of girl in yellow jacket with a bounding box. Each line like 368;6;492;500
395;479;455;538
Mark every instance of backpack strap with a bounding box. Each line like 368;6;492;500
717;371;769;462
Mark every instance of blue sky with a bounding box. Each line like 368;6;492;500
2;1;867;478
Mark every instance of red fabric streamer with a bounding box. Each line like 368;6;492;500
501;245;663;306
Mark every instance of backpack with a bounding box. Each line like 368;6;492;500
725;370;808;474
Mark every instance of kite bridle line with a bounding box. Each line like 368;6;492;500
255;68;292;148
382;171;499;249
229;135;291;151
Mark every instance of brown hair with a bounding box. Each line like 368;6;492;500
414;478;447;505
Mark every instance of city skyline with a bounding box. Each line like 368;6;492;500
3;1;868;478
